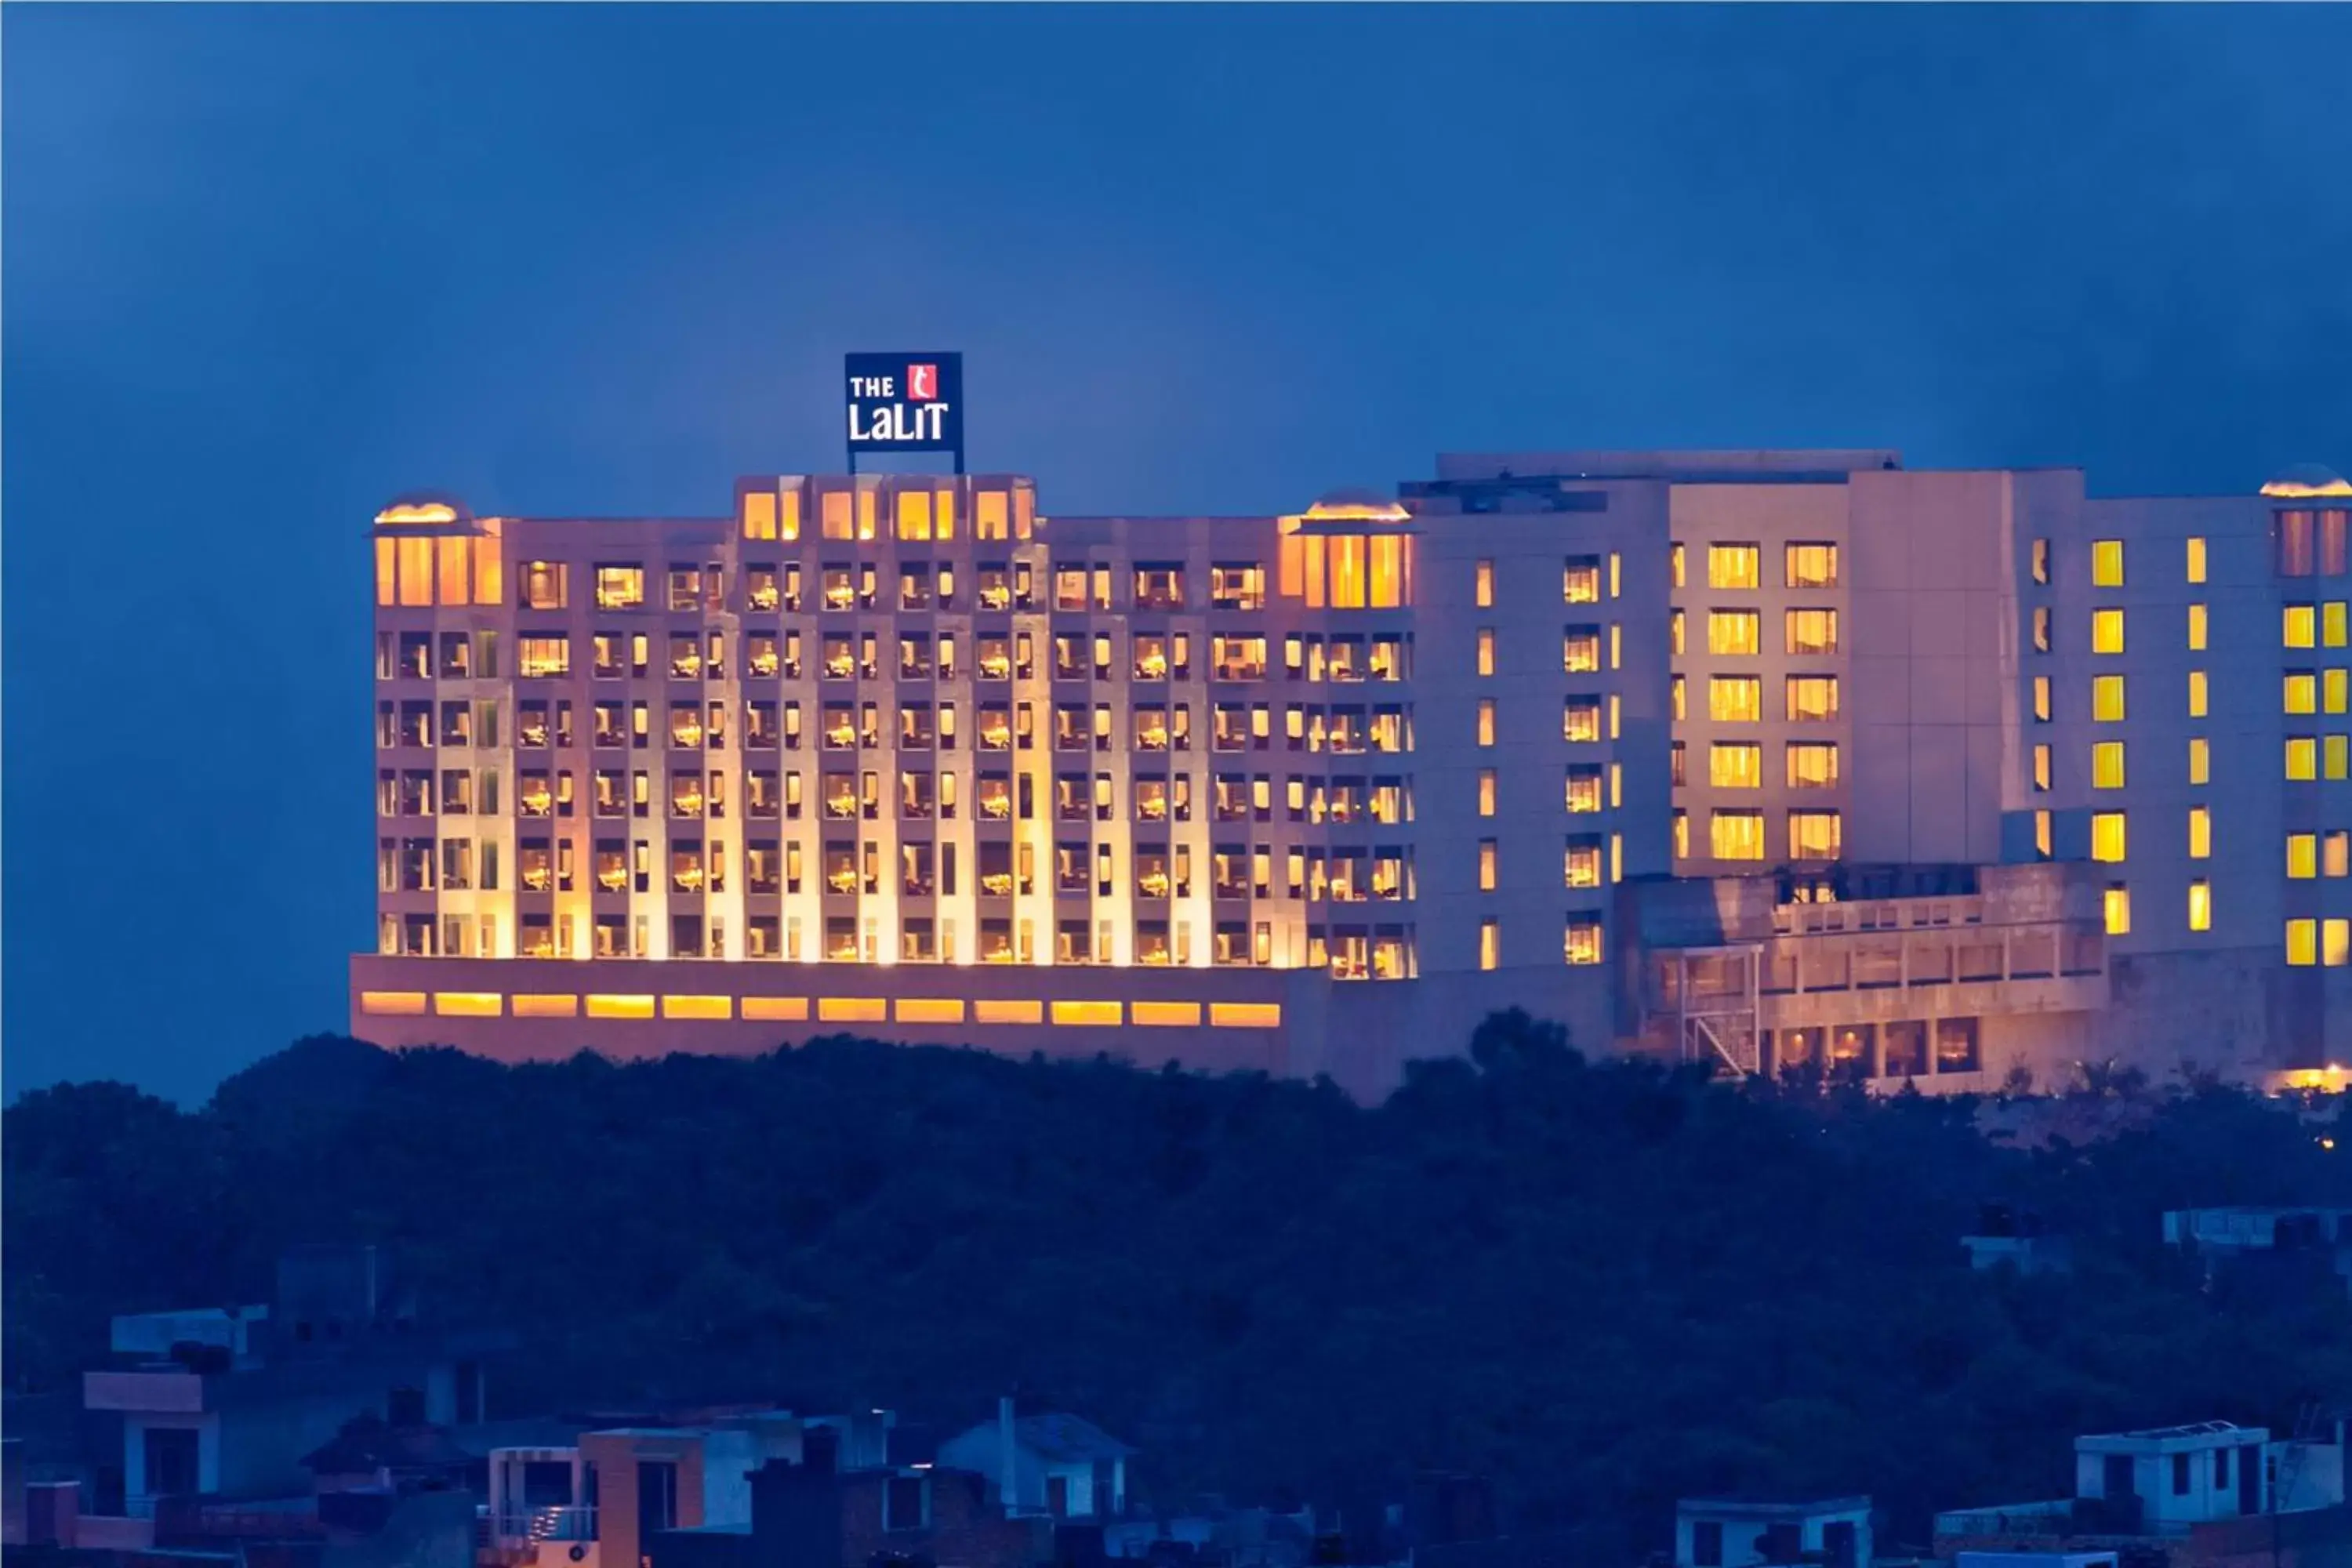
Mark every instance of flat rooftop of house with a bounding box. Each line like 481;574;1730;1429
1434;451;1904;484
2079;1421;2266;1451
1009;1412;1135;1463
1677;1497;1872;1519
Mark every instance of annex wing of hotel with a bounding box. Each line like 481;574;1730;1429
353;369;2352;1098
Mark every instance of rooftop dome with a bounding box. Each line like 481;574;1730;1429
2262;464;2352;500
1302;487;1409;523
374;492;472;526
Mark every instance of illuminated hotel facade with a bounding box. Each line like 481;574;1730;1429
352;453;2352;1098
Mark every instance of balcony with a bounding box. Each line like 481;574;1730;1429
481;1504;599;1548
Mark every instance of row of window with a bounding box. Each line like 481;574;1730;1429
1668;542;1841;591
381;698;1417;757
1667;676;1844;724
1671;742;1843;789
1667;608;1842;657
739;483;1030;543
1675;809;1846;862
382;833;1434;906
1472;555;1622;607
384;767;1425;827
2028;673;2209;724
1473;918;1607;970
387;905;1411;975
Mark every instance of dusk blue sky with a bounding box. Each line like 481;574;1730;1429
6;5;2350;1102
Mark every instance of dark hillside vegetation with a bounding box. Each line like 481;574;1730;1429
9;1013;2351;1545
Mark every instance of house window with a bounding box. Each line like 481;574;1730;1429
1693;1521;1724;1568
885;1475;930;1531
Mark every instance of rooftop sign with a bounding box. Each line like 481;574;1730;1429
845;352;964;473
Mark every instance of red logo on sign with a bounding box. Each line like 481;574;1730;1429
907;363;938;401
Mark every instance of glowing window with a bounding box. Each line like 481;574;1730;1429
2034;810;2053;860
2330;671;2350;714
975;999;1044;1025
1051;1000;1122;1027
2032;743;2052;793
512;994;578;1018
2092;742;2125;789
2031;539;2051;584
2288;919;2318;967
1707;544;1760;590
2288;737;2319;780
2186;536;2207;584
2332;736;2350;780
359;991;427;1017
2104;884;2131;936
1478;838;1497;891
1209;1003;1280;1029
1670;543;1686;588
1710;743;1763;789
1476;629;1496;676
1784;608;1838;655
895;999;965;1025
1479;920;1500;971
1674;809;1690;860
397;537;434;606
2091;811;2128;863
1708;677;1762;724
2187;805;2213;860
1785;677;1839;722
1788;811;1842;860
2187;604;2208;651
1708;611;1761;655
1477;768;1497;817
1784;542;1838;589
1134;1002;1202;1028
434;992;501;1018
2092;675;2125;723
2289;833;2319;879
2189;738;2211;784
818;997;887;1023
1787;742;1839;789
2287;673;2319;714
2091;539;2124;587
2189;670;2209;718
1475;559;1495;608
742;997;808;1022
1476;699;1497;747
662;996;731;1021
1564;920;1604;967
2091;608;2125;655
2187;879;2212;933
2332;603;2350;648
2286;604;2318;648
2330;831;2351;878
1710;810;1766;862
1672;676;1686;722
2330;920;2351;967
585;994;655;1020
2033;676;2052;723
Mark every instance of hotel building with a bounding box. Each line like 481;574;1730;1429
350;454;2352;1098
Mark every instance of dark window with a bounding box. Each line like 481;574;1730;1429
884;1476;928;1531
387;1385;426;1426
1762;1523;1802;1563
2215;1447;2231;1490
638;1461;679;1539
1046;1473;1070;1519
143;1427;200;1497
2173;1452;2192;1495
1692;1521;1723;1568
1823;1521;1857;1568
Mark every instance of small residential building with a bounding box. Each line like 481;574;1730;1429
938;1403;1133;1522
480;1411;894;1568
1963;1207;2074;1276
1675;1497;1872;1568
646;1428;1058;1568
75;1247;508;1549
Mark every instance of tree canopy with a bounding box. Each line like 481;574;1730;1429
9;1014;2350;1548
